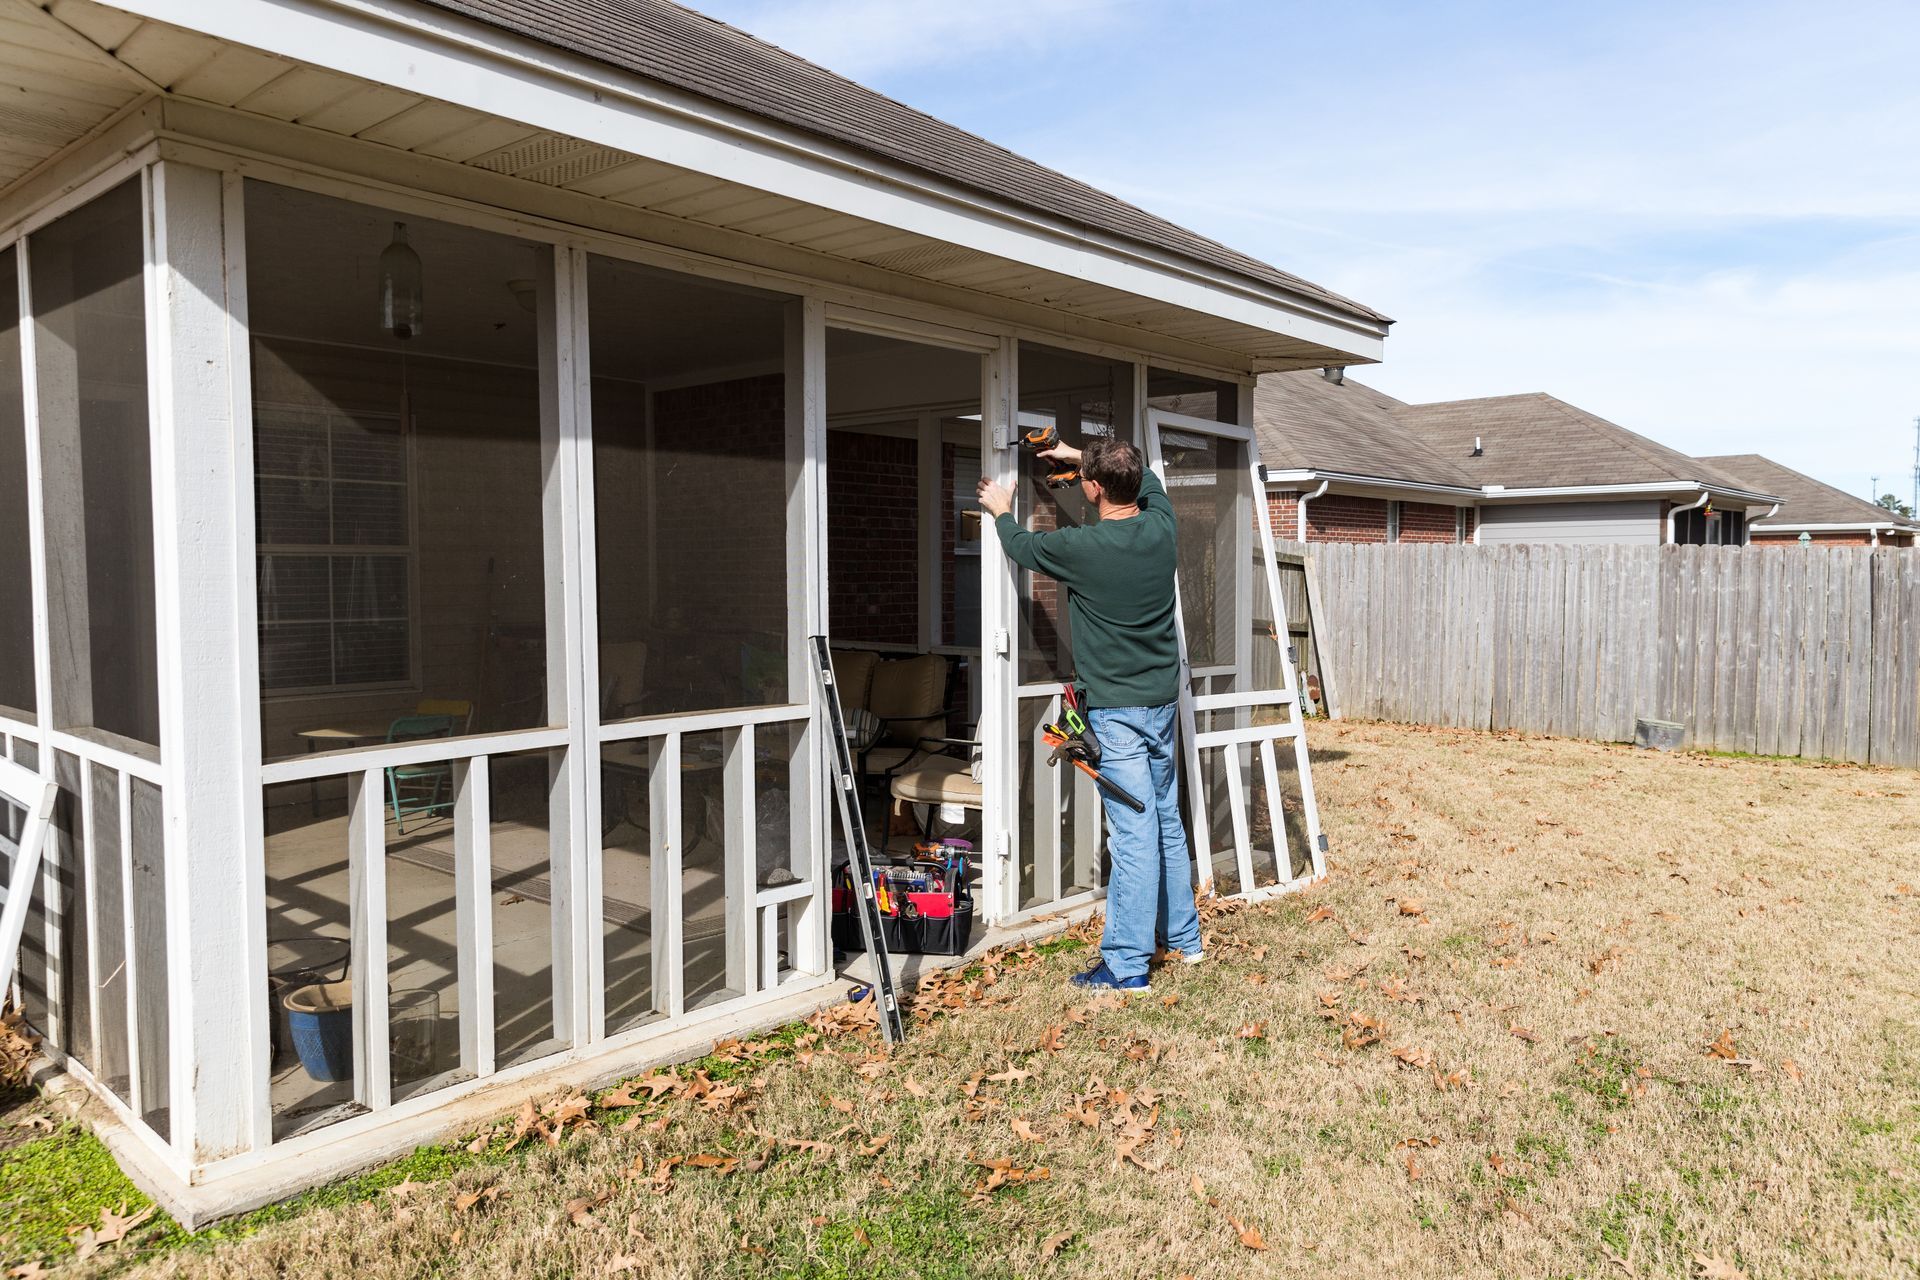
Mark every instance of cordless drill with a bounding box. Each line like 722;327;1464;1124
1020;423;1081;489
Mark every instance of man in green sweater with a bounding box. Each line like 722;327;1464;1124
977;437;1203;991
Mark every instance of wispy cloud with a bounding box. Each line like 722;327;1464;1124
691;0;1920;498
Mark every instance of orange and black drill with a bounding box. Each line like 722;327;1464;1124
1041;684;1145;812
1021;422;1081;489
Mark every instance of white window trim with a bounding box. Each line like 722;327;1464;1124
253;401;419;698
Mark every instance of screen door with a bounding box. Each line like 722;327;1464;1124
1145;408;1324;900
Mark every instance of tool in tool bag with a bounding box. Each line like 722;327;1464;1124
1041;704;1146;813
1020;422;1081;489
811;634;906;1043
833;838;976;957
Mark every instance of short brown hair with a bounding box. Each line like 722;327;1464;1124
1082;437;1143;504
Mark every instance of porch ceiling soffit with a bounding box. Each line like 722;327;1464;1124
22;0;1384;372
0;0;157;194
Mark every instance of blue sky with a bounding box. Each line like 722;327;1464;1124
697;0;1920;506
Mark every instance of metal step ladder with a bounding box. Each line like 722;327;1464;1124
810;635;906;1044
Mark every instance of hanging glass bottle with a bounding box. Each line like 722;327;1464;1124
379;221;424;340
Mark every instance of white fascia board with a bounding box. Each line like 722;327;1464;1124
114;0;1387;364
1476;481;1694;501
1478;480;1779;506
1262;468;1479;500
1752;520;1912;532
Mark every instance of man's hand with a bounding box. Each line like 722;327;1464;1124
1036;441;1082;467
976;476;1014;518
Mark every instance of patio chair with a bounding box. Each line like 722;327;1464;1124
415;697;474;733
385;713;456;834
830;650;955;801
888;731;984;846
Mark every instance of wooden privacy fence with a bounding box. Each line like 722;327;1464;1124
1296;542;1920;768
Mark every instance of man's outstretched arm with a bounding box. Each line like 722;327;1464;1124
978;460;1080;578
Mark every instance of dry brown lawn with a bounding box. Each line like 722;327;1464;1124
95;721;1920;1278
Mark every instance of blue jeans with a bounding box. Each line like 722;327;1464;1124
1087;702;1200;980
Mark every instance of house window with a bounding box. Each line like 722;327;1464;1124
1387;500;1402;543
1673;506;1745;546
1454;507;1468;543
255;405;412;692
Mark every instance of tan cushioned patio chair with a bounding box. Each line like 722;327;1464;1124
888;753;983;807
862;653;948;775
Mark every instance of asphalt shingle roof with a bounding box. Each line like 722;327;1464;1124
1252;371;1476;488
1699;454;1920;529
1395;394;1773;496
415;0;1389;327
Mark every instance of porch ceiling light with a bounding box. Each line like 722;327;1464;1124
380;221;424;340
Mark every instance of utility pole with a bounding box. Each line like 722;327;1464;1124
1912;416;1919;516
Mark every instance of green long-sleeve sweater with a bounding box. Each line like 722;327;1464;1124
993;469;1181;708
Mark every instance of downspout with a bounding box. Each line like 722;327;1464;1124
1667;488;1710;544
1297;478;1330;542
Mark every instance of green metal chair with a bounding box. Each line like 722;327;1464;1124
385;714;456;834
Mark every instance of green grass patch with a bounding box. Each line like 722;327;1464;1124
0;1121;184;1268
1590;1181;1682;1261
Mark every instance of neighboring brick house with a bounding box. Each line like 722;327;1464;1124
1253;369;1480;545
1699;454;1918;548
1399;394;1779;545
1253;370;1784;547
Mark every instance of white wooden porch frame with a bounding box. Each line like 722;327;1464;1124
0;105;1348;1189
0;755;56;1000
1145;408;1325;904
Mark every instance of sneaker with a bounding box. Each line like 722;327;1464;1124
1179;949;1205;966
1069;960;1149;992
1151;946;1205;967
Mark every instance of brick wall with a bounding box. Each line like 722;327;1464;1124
1397;501;1459;544
1306;494;1392;543
1267;490;1300;541
652;375;787;642
1266;489;1471;545
1462;507;1477;543
827;429;918;645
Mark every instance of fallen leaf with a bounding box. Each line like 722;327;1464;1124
606;1254;647;1274
453;1185;502;1212
67;1203;157;1260
826;1096;856;1114
1705;1029;1739;1060
986;1064;1037;1085
1780;1058;1802;1082
1011;1117;1046;1143
903;1077;931;1098
1041;1230;1074;1258
1691;1252;1748;1280
1398;898;1427;917
1509;1024;1539;1043
1404;1151;1420;1180
1037;1025;1067;1052
858;1134;893;1157
1227;1215;1268;1250
1305;905;1336;924
1236;1021;1268;1041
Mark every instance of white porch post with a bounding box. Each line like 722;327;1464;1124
978;336;1019;923
148;159;264;1160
